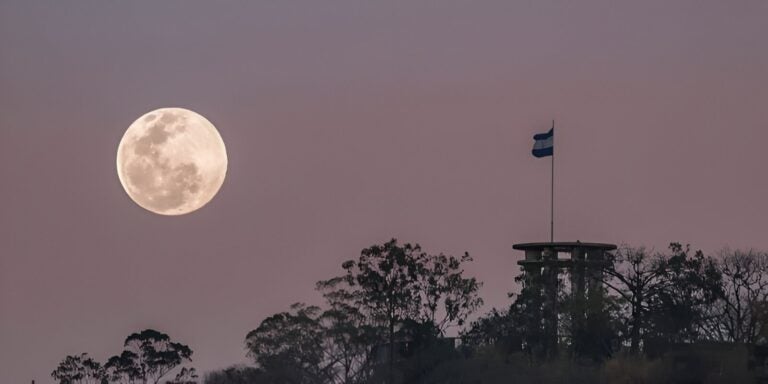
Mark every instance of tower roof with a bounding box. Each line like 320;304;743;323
512;241;616;252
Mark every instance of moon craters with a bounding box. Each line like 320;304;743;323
124;155;202;212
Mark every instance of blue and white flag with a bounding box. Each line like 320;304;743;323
532;128;554;158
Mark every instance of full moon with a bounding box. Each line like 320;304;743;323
117;108;227;215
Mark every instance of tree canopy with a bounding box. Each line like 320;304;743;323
53;329;194;384
246;239;482;384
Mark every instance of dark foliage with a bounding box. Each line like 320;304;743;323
52;329;195;384
51;353;105;384
53;240;768;384
246;239;482;384
602;243;724;356
203;365;265;384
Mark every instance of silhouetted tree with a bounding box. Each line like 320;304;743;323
319;301;378;383
647;243;722;346
316;239;482;383
510;272;548;359
51;353;105;384
245;302;377;384
105;329;193;384
703;249;768;343
104;351;141;384
601;246;665;354
319;239;426;378
602;243;722;355
246;239;481;384
245;303;334;384
417;251;484;333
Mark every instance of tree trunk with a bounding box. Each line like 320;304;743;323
389;318;395;384
629;297;642;355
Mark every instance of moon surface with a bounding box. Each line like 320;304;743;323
117;108;227;215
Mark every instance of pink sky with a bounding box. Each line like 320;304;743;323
2;1;767;383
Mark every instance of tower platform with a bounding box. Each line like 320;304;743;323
513;241;616;267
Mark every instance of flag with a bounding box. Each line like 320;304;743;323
532;128;553;158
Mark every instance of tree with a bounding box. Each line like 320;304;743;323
602;243;722;355
417;251;483;334
246;239;481;384
51;353;105;384
105;329;193;384
245;303;376;384
318;301;378;384
601;245;666;354
168;367;199;384
104;351;141;384
245;303;332;384
320;240;425;371
317;239;482;382
647;243;722;345
461;306;523;354
703;249;768;343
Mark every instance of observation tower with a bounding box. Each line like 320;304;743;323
513;241;617;358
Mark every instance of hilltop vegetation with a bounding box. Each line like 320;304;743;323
53;239;768;384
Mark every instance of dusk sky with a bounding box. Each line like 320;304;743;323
2;1;767;383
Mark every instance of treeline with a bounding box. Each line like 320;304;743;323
53;239;768;384
209;241;768;383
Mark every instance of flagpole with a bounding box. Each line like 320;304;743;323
550;120;554;244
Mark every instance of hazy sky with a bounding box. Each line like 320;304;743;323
2;1;767;383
